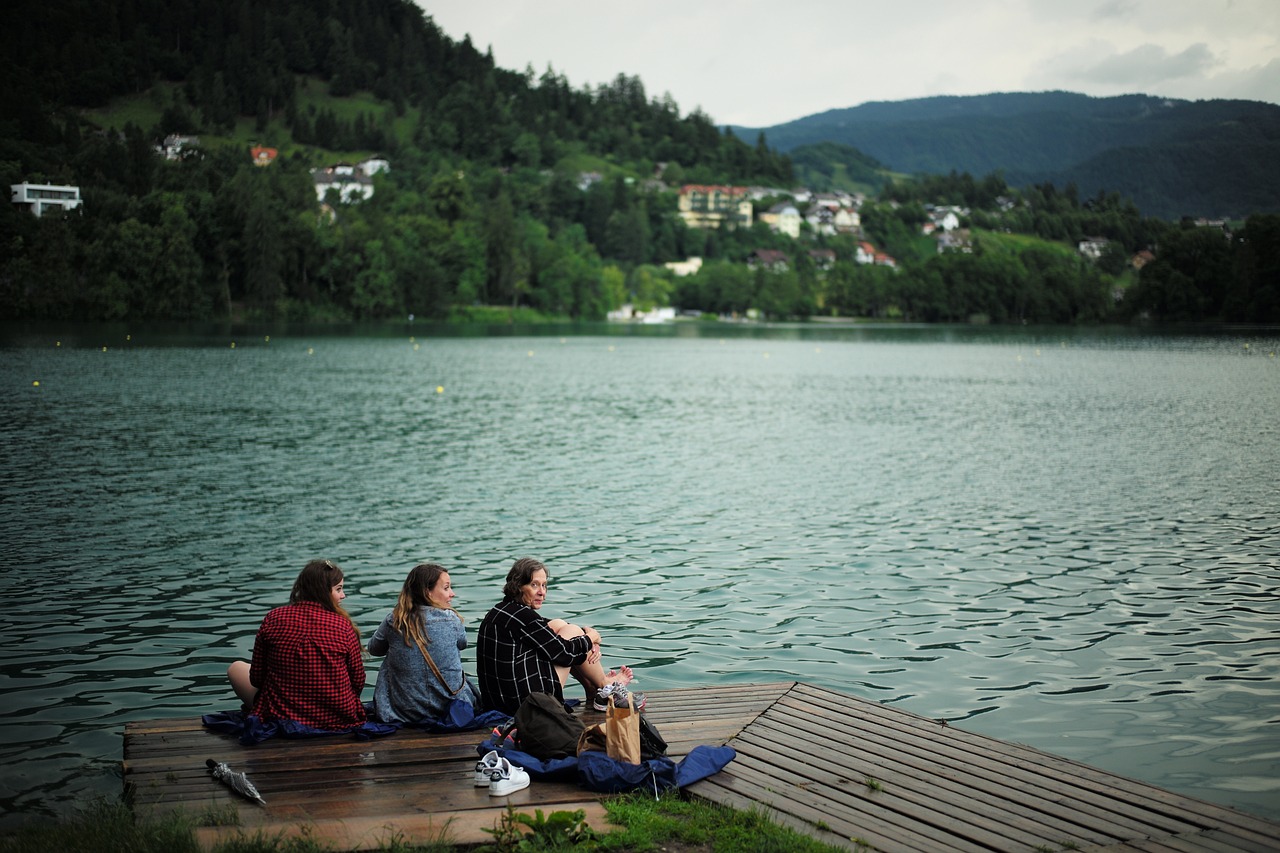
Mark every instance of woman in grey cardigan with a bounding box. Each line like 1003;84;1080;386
368;562;480;723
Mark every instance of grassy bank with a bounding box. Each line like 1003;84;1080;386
0;794;848;853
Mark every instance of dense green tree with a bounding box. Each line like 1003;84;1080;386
1126;226;1233;321
1230;214;1280;322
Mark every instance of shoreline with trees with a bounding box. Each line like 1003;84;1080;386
3;0;1277;327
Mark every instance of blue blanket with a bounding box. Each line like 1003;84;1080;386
202;699;509;745
474;734;737;794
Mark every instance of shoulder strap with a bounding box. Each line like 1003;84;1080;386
412;635;464;696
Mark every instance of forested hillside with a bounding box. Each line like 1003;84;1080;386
734;92;1280;219
0;0;791;322
2;0;1277;325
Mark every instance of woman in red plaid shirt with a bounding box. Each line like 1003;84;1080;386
227;560;366;730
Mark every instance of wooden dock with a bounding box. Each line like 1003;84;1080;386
123;682;1280;851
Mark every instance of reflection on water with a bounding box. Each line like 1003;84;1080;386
1;323;1278;827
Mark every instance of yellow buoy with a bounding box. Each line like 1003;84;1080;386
126;334;132;342
264;335;270;343
32;380;40;387
102;346;108;352
436;386;444;394
413;343;420;351
55;341;61;347
230;342;236;349
307;347;314;355
528;350;534;357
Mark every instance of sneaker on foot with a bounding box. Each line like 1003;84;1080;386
473;750;502;787
593;683;646;712
487;756;531;797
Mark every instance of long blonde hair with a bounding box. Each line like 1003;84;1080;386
390;563;458;657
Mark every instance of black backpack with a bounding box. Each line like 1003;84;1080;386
506;693;584;759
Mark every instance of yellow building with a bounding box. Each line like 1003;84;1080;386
677;185;752;230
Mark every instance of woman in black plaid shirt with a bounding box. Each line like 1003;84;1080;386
477;557;609;714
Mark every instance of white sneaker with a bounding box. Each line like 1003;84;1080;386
473;750;502;787
487;756;531;797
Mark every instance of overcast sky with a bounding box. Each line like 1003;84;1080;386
417;0;1280;127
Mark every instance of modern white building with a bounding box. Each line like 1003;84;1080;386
11;182;83;217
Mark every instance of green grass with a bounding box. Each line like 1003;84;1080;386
1;793;849;853
972;228;1079;258
80;76;402;167
80;83;176;133
594;792;846;853
446;305;570;324
0;799;202;853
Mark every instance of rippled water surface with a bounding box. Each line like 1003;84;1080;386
2;323;1278;827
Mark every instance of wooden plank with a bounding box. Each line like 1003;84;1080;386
778;687;1200;833
123;683;793;852
729;723;1103;850
751;700;1162;843
781;684;1280;851
1114;832;1264;853
123;682;1280;853
691;765;975;853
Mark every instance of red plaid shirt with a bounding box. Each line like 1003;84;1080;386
250;601;366;730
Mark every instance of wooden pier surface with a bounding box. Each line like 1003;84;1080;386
122;682;1280;851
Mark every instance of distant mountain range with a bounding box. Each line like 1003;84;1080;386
730;91;1280;220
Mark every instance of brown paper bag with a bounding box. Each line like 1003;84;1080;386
577;723;608;756
604;693;641;764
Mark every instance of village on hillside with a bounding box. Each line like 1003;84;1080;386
12;139;1191;324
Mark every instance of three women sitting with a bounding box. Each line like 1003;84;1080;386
230;555;633;728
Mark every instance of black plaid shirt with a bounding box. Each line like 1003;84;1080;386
477;598;592;714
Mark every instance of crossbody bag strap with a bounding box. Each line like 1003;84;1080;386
413;636;465;696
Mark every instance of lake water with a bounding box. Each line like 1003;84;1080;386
1;321;1278;829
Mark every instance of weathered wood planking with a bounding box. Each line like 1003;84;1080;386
123;682;787;850
685;682;1280;852
123;682;1280;852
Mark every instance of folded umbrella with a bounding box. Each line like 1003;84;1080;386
206;758;267;806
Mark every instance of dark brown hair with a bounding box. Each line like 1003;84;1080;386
502;557;547;602
290;559;359;638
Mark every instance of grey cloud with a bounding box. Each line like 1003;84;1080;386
1183;57;1280;104
1072;42;1218;86
1092;0;1138;21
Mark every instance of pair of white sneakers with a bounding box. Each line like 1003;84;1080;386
473;750;530;797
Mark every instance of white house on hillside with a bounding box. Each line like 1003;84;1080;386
158;135;200;160
832;207;861;233
664;257;703;276
1078;236;1109;259
312;163;375;204
11;182;83;217
761;203;802;238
